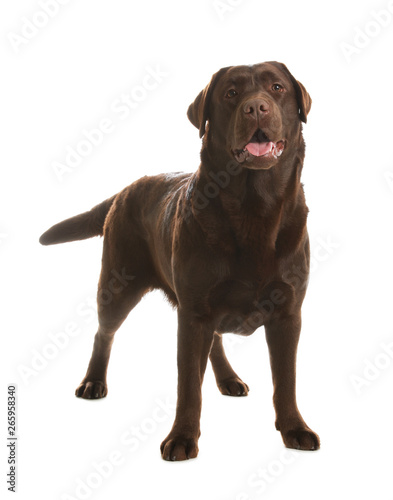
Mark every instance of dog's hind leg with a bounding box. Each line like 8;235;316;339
209;333;249;396
75;271;148;399
75;237;151;399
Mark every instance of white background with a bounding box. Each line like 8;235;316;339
1;0;393;499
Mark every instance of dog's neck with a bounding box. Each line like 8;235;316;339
189;129;308;256
197;128;306;216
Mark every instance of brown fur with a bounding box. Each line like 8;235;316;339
40;61;320;460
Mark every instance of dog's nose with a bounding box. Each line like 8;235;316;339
243;99;269;119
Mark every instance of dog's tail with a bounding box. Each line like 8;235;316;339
39;195;116;246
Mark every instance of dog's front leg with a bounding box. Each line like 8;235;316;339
265;313;320;451
160;310;214;461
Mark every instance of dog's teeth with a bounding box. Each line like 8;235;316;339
273;147;283;158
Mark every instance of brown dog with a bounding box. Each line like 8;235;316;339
40;61;320;460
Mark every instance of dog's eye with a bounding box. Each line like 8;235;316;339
272;83;285;93
225;89;238;98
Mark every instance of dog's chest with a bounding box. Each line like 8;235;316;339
214;199;284;273
206;249;294;335
210;275;293;335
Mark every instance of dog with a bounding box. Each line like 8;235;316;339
40;61;320;460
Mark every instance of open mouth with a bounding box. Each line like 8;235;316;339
233;129;285;163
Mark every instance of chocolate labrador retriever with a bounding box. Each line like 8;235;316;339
40;61;320;460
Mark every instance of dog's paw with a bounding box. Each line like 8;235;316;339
280;427;320;451
217;377;249;396
75;380;107;399
160;434;199;461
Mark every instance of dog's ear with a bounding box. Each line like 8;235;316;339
292;79;312;123
187;67;231;138
268;62;311;123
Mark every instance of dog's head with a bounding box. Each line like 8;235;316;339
187;62;311;170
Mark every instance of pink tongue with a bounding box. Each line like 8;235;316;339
245;141;274;157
